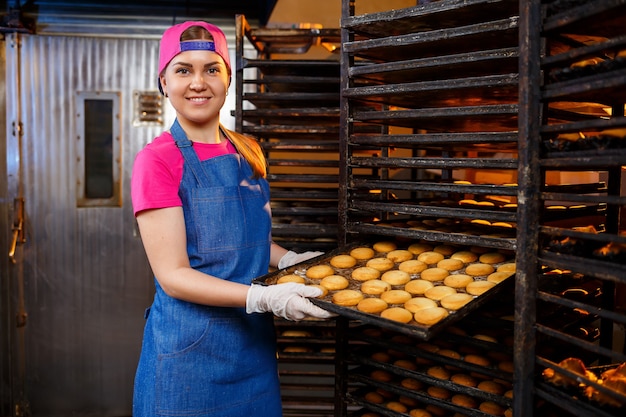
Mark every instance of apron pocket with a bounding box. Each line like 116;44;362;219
192;185;270;253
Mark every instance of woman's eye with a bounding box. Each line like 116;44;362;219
176;68;190;75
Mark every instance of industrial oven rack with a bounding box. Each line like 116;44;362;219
338;0;522;252
235;14;343;253
234;16;344;417
517;1;626;416
337;1;626;417
337;1;521;416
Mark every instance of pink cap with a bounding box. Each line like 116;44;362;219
157;21;231;93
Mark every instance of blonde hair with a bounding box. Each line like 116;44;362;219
222;127;267;179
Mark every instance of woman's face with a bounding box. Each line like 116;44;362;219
160;49;230;125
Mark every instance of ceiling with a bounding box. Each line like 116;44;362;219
3;0;278;30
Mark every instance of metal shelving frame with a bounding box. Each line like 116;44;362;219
338;0;626;416
518;0;626;416
235;14;343;253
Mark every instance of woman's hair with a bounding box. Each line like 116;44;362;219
223;129;268;179
182;25;266;179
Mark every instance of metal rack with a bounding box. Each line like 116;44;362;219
274;319;339;417
337;0;626;416
234;16;344;417
338;0;521;252
337;1;522;416
336;297;516;417
235;14;343;252
517;0;626;416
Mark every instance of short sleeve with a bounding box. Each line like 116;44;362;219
131;138;183;216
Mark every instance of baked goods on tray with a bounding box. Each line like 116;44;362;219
259;240;515;336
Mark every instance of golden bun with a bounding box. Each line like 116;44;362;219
433;244;457;256
330;254;357;269
386;402;408;414
451;394;477;409
487;271;513;284
387;249;413;262
380;289;412;305
427;366;450;380
443;273;474;288
413;307;449;325
361;279;392;295
357;297;389;314
440;293;474;311
465;263;495;277
364;391;385;404
427;386;451;400
373;241;397;253
450;250;478;263
466;280;496;295
319;274;350;291
277;274;306;284
404;279;434;295
401;378;424;391
331;289;364;306
394;359;418;371
404;297;438;313
351;266;381;281
479;401;506;416
465;354;491;367
350;247;375;260
398;259;428;274
424;285;457;301
479;252;506;264
478;380;505;395
366;257;396;272
381;270;411;285
408;242;434;255
417;251;445;265
380;307;413;323
451;373;478;387
497;262;516;273
437;258;464;271
421;267;449;282
306;264;335;279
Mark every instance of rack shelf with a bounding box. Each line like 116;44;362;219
235;14;343;252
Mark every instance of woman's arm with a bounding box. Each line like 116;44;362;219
136;206;249;307
269;242;289;269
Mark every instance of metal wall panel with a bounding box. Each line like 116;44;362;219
6;32;165;416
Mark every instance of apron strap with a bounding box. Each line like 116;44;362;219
170;119;213;188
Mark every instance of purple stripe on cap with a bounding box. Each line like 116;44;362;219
180;41;216;52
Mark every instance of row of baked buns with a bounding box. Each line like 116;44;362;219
273;240;515;328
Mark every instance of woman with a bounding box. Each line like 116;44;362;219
131;21;333;417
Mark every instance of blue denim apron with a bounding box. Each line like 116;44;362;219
133;119;282;417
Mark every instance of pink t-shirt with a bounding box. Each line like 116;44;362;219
131;131;237;216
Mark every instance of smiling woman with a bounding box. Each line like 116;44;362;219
130;20;333;417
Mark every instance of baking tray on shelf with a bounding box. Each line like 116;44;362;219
254;240;515;340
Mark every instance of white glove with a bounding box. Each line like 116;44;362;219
246;282;335;321
278;250;324;269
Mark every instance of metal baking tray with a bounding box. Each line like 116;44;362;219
254;241;515;340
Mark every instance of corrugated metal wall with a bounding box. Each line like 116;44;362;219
4;32;162;416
